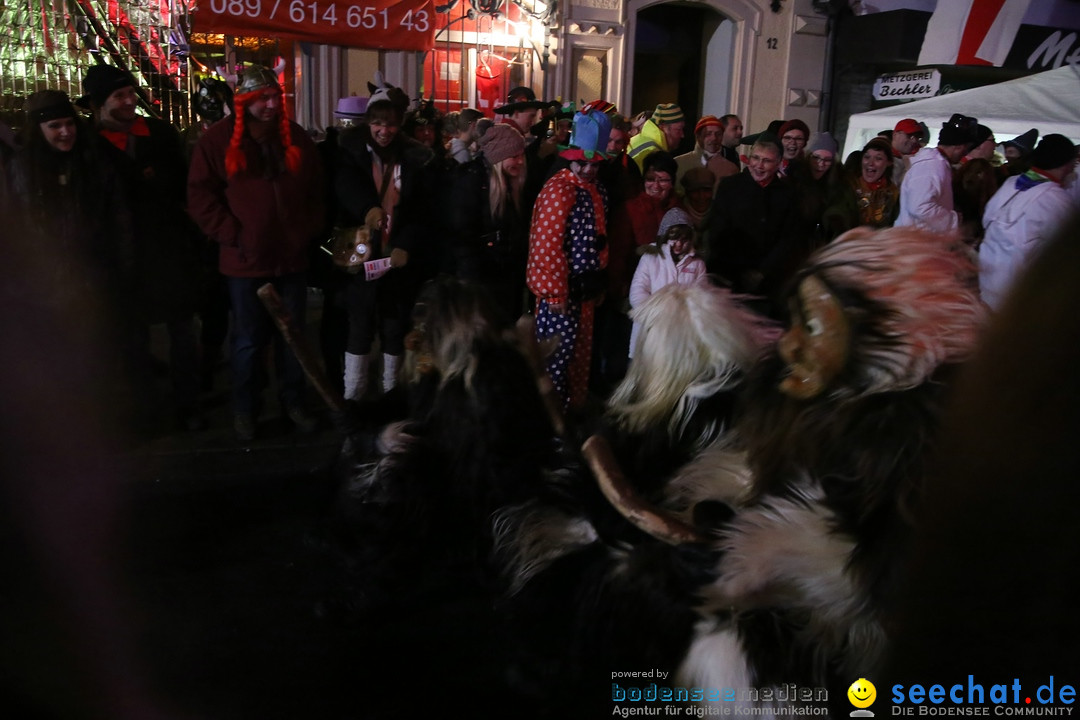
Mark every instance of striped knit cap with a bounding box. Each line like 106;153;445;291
651;103;684;126
694;115;723;135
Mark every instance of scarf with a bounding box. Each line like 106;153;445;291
1016;168;1057;191
99;116;150;153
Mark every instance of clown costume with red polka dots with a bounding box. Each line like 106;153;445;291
527;108;613;410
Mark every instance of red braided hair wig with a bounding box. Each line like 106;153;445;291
225;88;303;178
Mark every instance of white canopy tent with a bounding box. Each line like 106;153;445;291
842;63;1080;158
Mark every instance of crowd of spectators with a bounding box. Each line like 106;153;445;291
3;63;1079;440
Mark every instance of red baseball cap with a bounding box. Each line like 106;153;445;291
894;118;921;135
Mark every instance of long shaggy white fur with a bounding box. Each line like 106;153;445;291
809;226;986;396
682;478;887;695
375;420;415;456
660;443;755;518
703;481;863;624
676;625;760;706
609;281;777;439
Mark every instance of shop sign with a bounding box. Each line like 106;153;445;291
193;0;436;51
873;69;941;102
1018;30;1080;71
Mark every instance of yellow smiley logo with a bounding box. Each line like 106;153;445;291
848;678;877;709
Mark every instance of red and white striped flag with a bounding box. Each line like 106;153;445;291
917;0;1033;67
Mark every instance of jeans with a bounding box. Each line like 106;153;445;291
226;273;307;415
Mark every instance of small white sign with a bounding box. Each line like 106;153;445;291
364;257;393;282
873;69;941;102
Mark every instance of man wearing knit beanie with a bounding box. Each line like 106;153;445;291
964;124;997;162
627;102;686;172
80;62;210;433
979;133;1077;311
896;113;978;233
675;114;737;194
188;64;325;441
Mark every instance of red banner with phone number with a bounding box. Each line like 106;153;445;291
192;0;436;51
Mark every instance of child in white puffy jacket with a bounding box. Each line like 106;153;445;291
628;207;707;358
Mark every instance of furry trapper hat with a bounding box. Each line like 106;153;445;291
794;226;985;399
610;282;778;438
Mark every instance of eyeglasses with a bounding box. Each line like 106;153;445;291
644;175;674;185
782;134;807;144
810;154;834;165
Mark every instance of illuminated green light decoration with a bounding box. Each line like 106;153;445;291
0;0;194;130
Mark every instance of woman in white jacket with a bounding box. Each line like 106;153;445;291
628;207;707;358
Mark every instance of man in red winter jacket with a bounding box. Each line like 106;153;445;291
188;64;324;442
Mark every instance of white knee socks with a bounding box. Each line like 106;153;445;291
343;352;371;401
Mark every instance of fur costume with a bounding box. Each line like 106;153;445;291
329;279;569;715
334;279;558;593
605;282;777;499
328;279;732;715
676;226;986;714
328;227;985;715
492;282;775;714
498;282;774;579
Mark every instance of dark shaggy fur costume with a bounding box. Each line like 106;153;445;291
738;352;958;607
675;227;985;716
325;280;566;715
491;283;774;715
326;280;728;716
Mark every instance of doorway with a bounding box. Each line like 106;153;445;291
630;2;736;155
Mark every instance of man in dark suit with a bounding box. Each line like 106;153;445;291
705;133;799;317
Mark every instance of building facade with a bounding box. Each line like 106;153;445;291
4;1;1077;143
